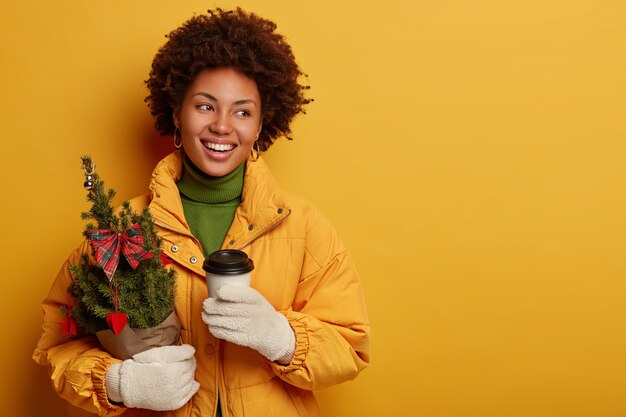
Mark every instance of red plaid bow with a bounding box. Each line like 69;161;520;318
88;223;155;281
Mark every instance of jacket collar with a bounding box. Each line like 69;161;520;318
148;151;291;250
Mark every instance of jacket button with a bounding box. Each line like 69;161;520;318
229;239;235;245
205;343;215;355
277;208;283;214
171;245;179;253
248;224;254;231
189;256;197;264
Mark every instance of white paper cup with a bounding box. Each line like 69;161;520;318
205;270;252;298
203;250;255;298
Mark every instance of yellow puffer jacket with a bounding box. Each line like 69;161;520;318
33;151;370;417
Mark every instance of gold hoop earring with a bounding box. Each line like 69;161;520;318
251;139;261;161
173;127;182;149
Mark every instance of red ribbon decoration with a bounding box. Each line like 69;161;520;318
88;223;155;281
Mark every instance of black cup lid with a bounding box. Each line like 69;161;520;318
202;250;255;275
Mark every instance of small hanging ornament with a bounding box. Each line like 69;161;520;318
58;304;78;337
82;160;95;190
106;312;128;335
84;175;94;190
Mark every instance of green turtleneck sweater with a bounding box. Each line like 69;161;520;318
177;156;244;258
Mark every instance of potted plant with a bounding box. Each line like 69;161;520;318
59;156;180;359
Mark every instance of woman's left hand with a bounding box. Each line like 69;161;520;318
202;285;295;363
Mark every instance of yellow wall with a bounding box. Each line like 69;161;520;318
1;1;625;416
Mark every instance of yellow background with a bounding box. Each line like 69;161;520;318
1;1;625;416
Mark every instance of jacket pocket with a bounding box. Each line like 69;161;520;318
235;378;317;417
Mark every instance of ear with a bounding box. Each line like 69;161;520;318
256;121;263;138
173;109;181;129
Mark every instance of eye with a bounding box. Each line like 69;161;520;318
198;104;214;112
235;109;251;117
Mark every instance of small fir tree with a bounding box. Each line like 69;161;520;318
61;156;176;334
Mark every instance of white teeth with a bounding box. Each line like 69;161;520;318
203;142;235;152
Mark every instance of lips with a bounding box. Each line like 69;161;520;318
201;140;236;152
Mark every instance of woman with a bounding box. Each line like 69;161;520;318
33;8;370;417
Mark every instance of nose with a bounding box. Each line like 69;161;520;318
209;111;232;135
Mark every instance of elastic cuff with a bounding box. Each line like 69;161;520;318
92;357;125;410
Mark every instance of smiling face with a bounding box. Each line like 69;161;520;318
176;67;262;177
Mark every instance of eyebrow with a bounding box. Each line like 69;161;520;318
192;92;258;107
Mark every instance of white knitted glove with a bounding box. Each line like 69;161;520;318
202;285;295;363
105;344;200;411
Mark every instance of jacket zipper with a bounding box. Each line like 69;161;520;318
217;338;227;417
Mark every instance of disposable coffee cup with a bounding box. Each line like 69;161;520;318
203;250;255;298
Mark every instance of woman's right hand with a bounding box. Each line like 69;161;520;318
105;344;199;411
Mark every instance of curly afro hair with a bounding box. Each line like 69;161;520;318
145;8;312;152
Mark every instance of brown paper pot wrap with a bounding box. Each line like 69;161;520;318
96;311;181;360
